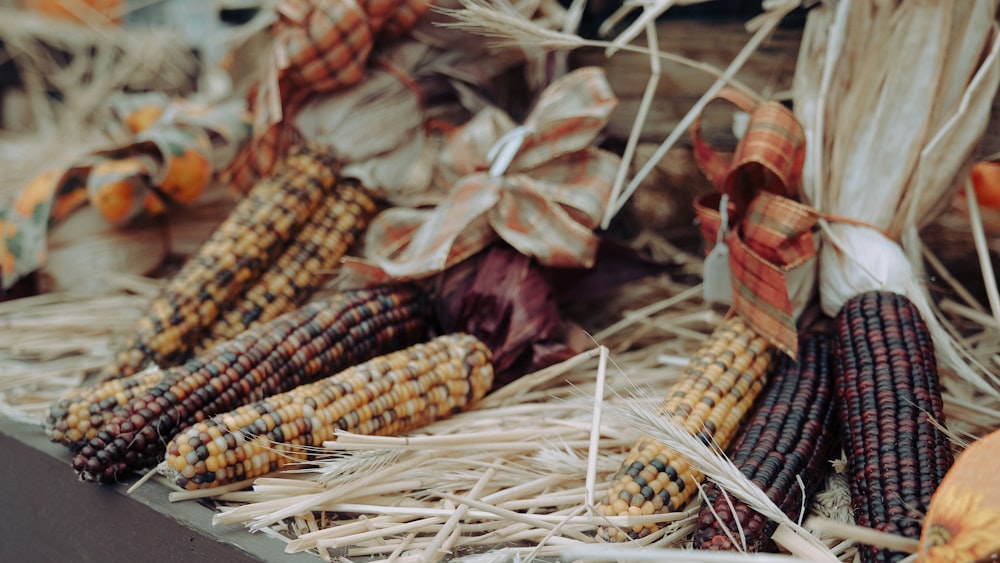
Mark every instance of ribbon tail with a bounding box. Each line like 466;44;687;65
727;234;799;357
366;179;502;280
697;191;820;357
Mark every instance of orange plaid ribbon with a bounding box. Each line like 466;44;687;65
353;67;620;281
691;88;819;357
220;0;432;193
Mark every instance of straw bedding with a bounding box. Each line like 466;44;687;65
1;208;997;561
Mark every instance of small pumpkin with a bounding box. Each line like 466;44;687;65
22;0;122;24
970;161;1000;212
158;147;211;205
125;105;165;134
88;157;153;224
918;428;1000;562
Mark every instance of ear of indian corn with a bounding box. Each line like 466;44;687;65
101;145;339;381
72;285;429;483
694;331;839;551
198;179;377;349
51;178;376;450
165;333;494;490
596;316;775;541
44;367;166;449
834;290;954;563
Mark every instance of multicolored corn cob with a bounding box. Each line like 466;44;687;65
72;285;429;483
198;179;377;349
45;367;165;449
101;145;339;381
834;291;954;563
165;333;494;490
596;317;775;541
694;331;839;551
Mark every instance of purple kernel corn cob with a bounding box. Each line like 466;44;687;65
694;331;839;551
834;291;954;563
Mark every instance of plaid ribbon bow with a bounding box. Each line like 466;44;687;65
220;0;432;193
357;67;620;281
691;88;819;357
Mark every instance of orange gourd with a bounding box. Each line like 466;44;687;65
970;161;1000;212
917;428;1000;562
22;0;122;24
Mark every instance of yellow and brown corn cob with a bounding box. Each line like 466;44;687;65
165;333;494;490
101;145;339;381
72;285;429;483
198;179;377;349
694;331;839;551
834;291;954;563
596;316;776;541
44;367;165;449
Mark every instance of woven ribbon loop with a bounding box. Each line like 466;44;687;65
691;88;818;357
357;67;620;281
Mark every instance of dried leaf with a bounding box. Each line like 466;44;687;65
435;244;574;386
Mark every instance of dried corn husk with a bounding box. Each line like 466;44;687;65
792;0;1000;392
291;0;564;208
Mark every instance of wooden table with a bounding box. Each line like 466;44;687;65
0;415;319;562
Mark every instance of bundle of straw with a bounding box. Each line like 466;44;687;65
792;0;1000;392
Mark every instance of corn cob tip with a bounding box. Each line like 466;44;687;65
45;366;166;449
596;316;775;541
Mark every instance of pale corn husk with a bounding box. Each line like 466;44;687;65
291;0;559;208
793;0;1000;394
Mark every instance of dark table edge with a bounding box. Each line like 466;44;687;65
0;414;319;562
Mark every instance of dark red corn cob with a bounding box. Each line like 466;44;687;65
834;291;954;563
694;331;839;551
72;285;429;483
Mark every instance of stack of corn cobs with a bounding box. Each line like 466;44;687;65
44;144;496;486
43;146;953;560
597;290;954;563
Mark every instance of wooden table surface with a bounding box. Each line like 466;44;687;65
0;415;320;563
